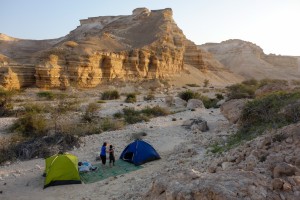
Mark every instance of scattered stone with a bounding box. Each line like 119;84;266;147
273;162;298;178
172;118;177;121
221;162;232;170
186;99;204;109
272;178;284;190
182;118;208;132
220;99;248;124
283;182;292;191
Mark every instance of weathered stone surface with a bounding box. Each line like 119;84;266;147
186;99;204;109
272;178;284;190
182;117;208;132
220;99;248;124
144;170;269;200
0;8;241;89
273;162;299;178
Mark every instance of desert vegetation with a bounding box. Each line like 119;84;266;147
101;90;120;100
178;90;219;108
211;80;300;153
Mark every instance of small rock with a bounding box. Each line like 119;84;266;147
221;162;232;170
273;162;297;178
283;182;292;191
294;176;300;185
272;178;284;190
285;137;293;144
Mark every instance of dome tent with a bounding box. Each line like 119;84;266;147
119;140;160;166
44;153;81;188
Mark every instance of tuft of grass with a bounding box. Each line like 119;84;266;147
101;90;120;100
116;106;170;124
186;83;200;87
97;100;106;104
0;89;18;116
141;106;170;117
215;93;224;100
37;91;55;100
82;103;100;122
11;112;48;137
178;90;201;101
203;79;209;87
125;93;137;103
144;93;155;101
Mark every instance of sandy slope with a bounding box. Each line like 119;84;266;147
0;99;229;199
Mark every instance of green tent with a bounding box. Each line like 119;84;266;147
44;153;81;188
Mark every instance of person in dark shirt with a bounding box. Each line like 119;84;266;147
108;144;115;167
100;142;107;165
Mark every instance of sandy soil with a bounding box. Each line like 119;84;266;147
0;92;230;200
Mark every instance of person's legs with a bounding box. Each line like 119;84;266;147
100;155;106;165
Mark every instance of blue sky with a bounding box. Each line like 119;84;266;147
1;0;299;55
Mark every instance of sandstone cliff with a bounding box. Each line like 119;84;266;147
200;39;300;80
0;8;240;89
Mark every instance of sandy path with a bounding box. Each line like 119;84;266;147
0;107;229;200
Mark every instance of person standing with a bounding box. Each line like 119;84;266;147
100;142;107;166
108;144;115;167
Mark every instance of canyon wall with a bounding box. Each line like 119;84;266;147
0;8;239;90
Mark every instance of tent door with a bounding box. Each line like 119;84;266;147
124;152;134;160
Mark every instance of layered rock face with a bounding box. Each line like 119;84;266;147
0;8;241;89
200;39;300;80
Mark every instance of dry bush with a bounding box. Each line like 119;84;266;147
144;93;155;101
82;103;100;122
125;93;137;103
101;90;120;100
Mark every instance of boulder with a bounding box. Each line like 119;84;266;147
273;162;299;178
182;118;208;132
220;99;248;124
174;97;187;108
187;99;204;109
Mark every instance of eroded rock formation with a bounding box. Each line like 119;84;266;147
0;8;239;89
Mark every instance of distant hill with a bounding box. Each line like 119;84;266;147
200;39;300;80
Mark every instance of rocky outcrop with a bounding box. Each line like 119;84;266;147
0;8;240;89
220;99;248;124
145;121;300;200
200;39;300;80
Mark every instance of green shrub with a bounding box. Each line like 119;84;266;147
259;79;288;87
141;106;170;117
203;79;209;87
125;93;137;103
186;83;200;87
178;90;201;101
215;93;224;100
37;91;55;100
121;107;148;124
242;79;259;86
113;112;123;118
226;91;300;149
101;90;120;100
144;93;155;101
0;89;17;116
226;83;257;100
11;112;48;137
100;118;124;131
83;103;99;122
200;96;219;109
97;100;106;104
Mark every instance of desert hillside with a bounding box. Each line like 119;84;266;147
0;8;241;90
200;39;300;80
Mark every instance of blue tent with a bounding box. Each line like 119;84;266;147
119;140;160;165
